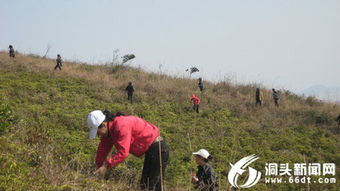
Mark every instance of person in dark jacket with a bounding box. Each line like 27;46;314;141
255;88;264;106
336;113;340;127
272;88;280;107
198;78;204;92
192;149;219;191
8;45;15;58
88;110;169;191
54;54;62;70
125;82;134;103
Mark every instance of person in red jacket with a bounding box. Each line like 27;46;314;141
87;110;169;191
191;94;200;113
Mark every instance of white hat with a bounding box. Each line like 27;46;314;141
192;149;210;159
87;110;106;139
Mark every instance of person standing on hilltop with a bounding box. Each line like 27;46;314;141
336;113;340;126
54;54;62;70
8;45;15;58
87;110;169;191
191;94;200;113
198;78;204;92
125;82;134;103
191;149;219;191
272;88;280;107
255;88;264;107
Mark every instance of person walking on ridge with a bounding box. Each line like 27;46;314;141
272;88;280;107
8;45;15;58
54;54;62;70
255;88;264;107
198;78;204;92
125;82;135;103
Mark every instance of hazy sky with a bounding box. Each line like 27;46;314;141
1;0;339;93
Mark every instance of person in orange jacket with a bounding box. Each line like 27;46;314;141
191;94;200;113
87;110;169;191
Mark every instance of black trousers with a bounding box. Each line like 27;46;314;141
140;140;169;191
256;99;262;106
54;63;62;70
128;93;133;103
193;104;199;113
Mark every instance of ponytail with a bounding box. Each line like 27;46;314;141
115;111;125;116
102;110;125;122
204;155;213;163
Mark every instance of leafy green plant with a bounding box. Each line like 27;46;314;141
0;103;16;135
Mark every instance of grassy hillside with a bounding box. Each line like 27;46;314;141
0;52;339;191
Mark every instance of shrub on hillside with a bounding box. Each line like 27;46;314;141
306;110;333;125
305;96;321;106
0;104;16;135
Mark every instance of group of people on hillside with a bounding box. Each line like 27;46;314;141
193;78;282;114
8;45;63;70
123;76;284;116
87;110;218;191
87;76;218;191
255;88;281;107
192;78;281;114
92;78;340;191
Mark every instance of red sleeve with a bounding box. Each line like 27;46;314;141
106;122;131;168
95;136;114;168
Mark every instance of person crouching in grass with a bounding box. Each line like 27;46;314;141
88;110;169;191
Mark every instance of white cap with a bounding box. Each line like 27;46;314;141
192;149;210;159
87;110;106;139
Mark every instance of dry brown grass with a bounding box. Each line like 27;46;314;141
1;51;339;126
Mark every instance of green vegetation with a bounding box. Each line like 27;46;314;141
0;52;339;190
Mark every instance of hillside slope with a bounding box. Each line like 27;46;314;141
0;52;339;191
